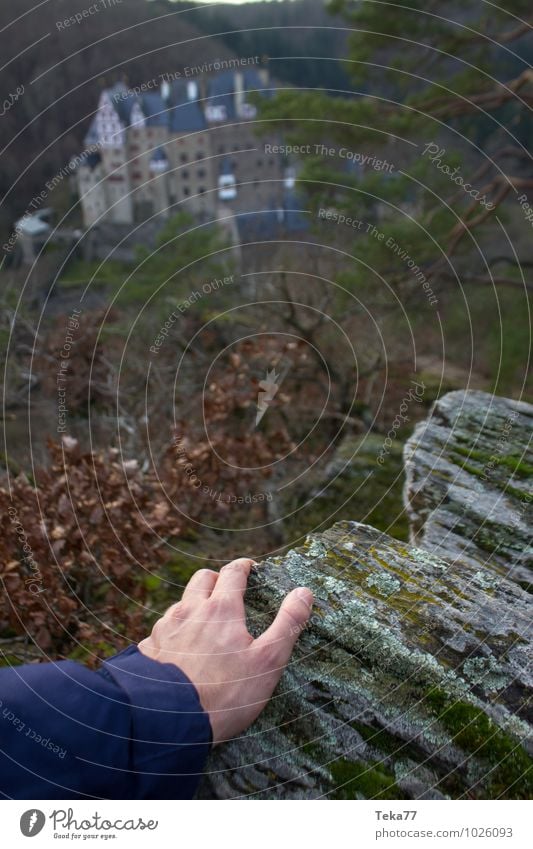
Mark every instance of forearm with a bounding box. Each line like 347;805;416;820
0;646;212;799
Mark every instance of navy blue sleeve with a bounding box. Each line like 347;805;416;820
0;645;212;799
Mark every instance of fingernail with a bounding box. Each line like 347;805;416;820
296;587;313;608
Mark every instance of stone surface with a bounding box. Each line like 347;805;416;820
403;390;533;589
200;519;532;799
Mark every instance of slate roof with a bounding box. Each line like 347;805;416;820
98;69;276;134
242;68;272;98
83;118;100;149
168;81;206;131
206;71;236;120
140;93;169;127
108;83;138;124
169;99;206;132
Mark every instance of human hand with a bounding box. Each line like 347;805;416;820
138;558;313;744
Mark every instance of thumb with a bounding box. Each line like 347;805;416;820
255;587;313;666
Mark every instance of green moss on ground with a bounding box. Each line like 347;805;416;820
286;434;409;543
68;641;118;663
0;653;23;667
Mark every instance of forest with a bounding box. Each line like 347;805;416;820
1;0;531;663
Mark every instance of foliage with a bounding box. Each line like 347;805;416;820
0;335;323;663
188;0;351;92
0;439;180;664
257;0;533;396
127;213;233;306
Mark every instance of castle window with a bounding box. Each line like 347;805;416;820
183;188;190;196
199;187;205;194
180;153;188;163
182;170;189;179
197;168;205;178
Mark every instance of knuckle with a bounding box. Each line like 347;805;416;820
152;617;166;639
221;560;243;574
160;600;189;623
195;568;217;580
206;595;231;617
174;600;192;619
221;557;252;574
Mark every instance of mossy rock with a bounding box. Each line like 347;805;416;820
404;390;533;587
199;519;532;799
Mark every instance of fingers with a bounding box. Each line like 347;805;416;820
211;557;255;612
255;587;313;666
181;568;218;602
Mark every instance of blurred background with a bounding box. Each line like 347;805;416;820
1;0;531;662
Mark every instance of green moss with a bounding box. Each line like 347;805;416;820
425;688;533;799
451;445;533;479
143;574;163;592
142;550;204;623
300;740;326;762
449;451;532;503
165;554;203;587
285;434;410;544
0;653;23;667
0;451;22;475
350;720;420;761
330;757;404;799
68;641;117;663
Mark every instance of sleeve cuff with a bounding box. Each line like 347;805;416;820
101;645;212;798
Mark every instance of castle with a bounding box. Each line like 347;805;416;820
76;66;291;230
